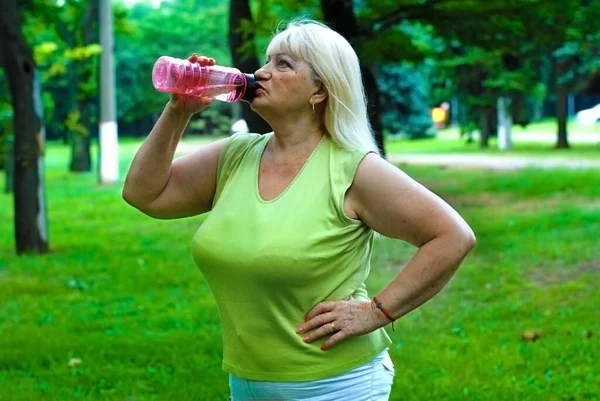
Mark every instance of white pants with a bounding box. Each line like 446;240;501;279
229;349;395;401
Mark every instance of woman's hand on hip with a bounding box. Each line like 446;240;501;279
296;300;390;351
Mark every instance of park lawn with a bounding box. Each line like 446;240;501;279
386;119;600;159
385;137;600;159
0;140;599;401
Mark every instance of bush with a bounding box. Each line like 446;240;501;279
377;63;435;139
187;103;232;137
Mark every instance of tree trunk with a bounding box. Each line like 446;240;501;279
0;0;50;254
4;134;14;194
555;61;569;149
320;0;386;156
228;0;271;134
66;71;91;171
361;64;385;156
478;107;495;148
70;133;91;171
70;0;96;172
66;77;92;171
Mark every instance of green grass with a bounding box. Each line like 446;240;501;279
385;137;600;158
1;140;599;400
386;119;600;159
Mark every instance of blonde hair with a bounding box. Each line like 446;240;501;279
266;19;379;154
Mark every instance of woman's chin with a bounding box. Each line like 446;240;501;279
249;98;266;112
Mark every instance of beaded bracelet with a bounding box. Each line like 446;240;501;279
373;296;396;331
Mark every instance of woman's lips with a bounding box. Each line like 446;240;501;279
255;82;266;94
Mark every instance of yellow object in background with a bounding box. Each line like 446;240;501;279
431;102;450;128
431;107;447;124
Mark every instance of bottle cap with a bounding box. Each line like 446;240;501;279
242;74;257;103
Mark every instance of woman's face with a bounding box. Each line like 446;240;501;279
250;51;320;116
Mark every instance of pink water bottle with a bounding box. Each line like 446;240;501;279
152;56;256;103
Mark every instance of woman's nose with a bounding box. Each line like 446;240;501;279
254;67;270;80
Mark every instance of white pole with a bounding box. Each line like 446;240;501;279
497;96;512;151
99;0;119;184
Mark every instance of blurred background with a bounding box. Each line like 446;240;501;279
0;0;599;400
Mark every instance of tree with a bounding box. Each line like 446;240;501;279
56;0;100;171
114;0;229;135
229;0;271;133
321;0;386;156
22;0;105;171
0;0;49;254
549;0;600;148
274;0;554;151
412;0;600;149
377;63;434;139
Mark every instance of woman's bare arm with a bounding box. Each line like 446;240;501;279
347;153;476;320
122;105;227;219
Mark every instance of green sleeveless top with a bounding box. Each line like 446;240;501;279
191;133;392;382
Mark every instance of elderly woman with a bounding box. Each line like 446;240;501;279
123;19;475;401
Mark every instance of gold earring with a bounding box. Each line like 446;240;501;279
311;102;315;114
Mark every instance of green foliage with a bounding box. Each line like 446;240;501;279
18;0;108;142
359;27;424;64
114;0;230;124
245;0;320;59
64;44;102;61
0;98;12;170
4;0;597;147
533;0;600;100
377;63;434;138
2;0;235;142
433;0;599;131
187;104;233;137
1;139;599;400
64;110;88;138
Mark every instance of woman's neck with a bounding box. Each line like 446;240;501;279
267;114;324;154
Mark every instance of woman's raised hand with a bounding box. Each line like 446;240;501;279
167;54;215;116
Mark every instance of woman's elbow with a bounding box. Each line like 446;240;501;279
457;223;476;254
122;186;153;215
121;186;140;209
